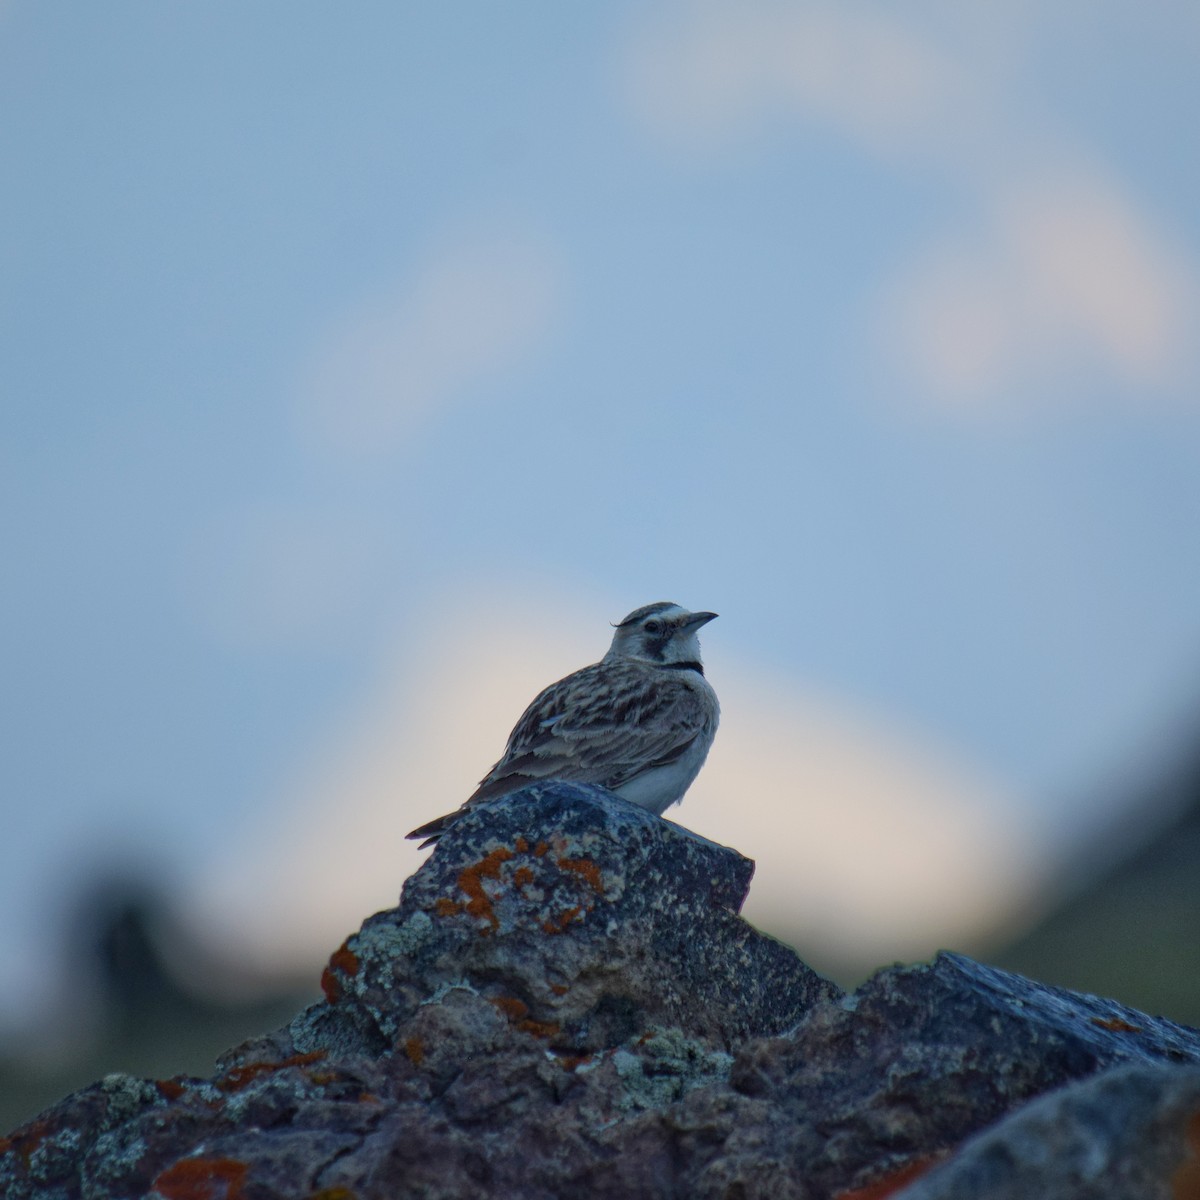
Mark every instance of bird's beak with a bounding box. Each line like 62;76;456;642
684;611;718;630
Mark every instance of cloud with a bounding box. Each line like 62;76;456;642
620;1;1199;409
184;583;1039;981
299;228;562;458
687;667;1033;967
881;172;1197;406
622;0;960;157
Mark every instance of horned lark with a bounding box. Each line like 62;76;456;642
407;602;719;847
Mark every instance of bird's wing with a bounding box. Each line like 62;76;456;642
466;660;711;803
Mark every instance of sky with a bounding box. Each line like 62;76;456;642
3;2;1200;1033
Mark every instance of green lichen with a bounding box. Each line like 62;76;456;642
419;978;480;1007
98;1074;159;1125
80;1131;148;1200
28;1126;81;1184
604;1028;735;1115
354;912;434;977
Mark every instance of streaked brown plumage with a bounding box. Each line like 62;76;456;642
407;602;719;848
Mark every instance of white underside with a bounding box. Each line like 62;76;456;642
612;732;714;816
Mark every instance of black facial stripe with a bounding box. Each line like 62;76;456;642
646;630;674;660
660;660;704;675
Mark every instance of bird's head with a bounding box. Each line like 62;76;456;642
604;602;718;666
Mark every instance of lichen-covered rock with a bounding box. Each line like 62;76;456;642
896;1063;1200;1200
4;782;1200;1200
313;781;839;1056
705;949;1200;1197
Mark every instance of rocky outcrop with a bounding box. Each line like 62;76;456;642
5;782;1200;1199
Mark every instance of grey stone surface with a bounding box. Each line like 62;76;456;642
896;1063;1200;1200
679;949;1200;1199
318;781;839;1055
4;782;1200;1200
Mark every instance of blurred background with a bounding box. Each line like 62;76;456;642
4;0;1200;1129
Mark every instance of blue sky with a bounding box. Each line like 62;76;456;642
4;1;1200;1025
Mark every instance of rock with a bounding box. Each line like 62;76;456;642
3;781;1200;1200
313;780;839;1056
896;1063;1200;1200
643;949;1200;1199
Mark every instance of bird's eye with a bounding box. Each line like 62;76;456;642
644;619;662;635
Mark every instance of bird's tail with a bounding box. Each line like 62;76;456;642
405;810;456;849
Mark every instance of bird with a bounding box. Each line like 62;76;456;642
406;601;720;848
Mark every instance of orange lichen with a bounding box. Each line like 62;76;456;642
556;856;604;892
152;1155;248;1200
155;1077;187;1101
555;1053;594;1071
1172;1111;1200;1199
403;1037;426;1067
329;941;360;977
533;841;549;857
1091;1016;1144;1034
217;1050;328;1093
488;994;561;1039
309;1189;359;1200
550;984;569;996
434;897;462;917
512;866;535;888
515;836;529;852
320;966;342;1003
456;846;515;930
0;1117;52;1166
490;995;531;1021
520;1016;562;1038
319;940;361;1002
835;1156;941;1200
542;905;582;934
